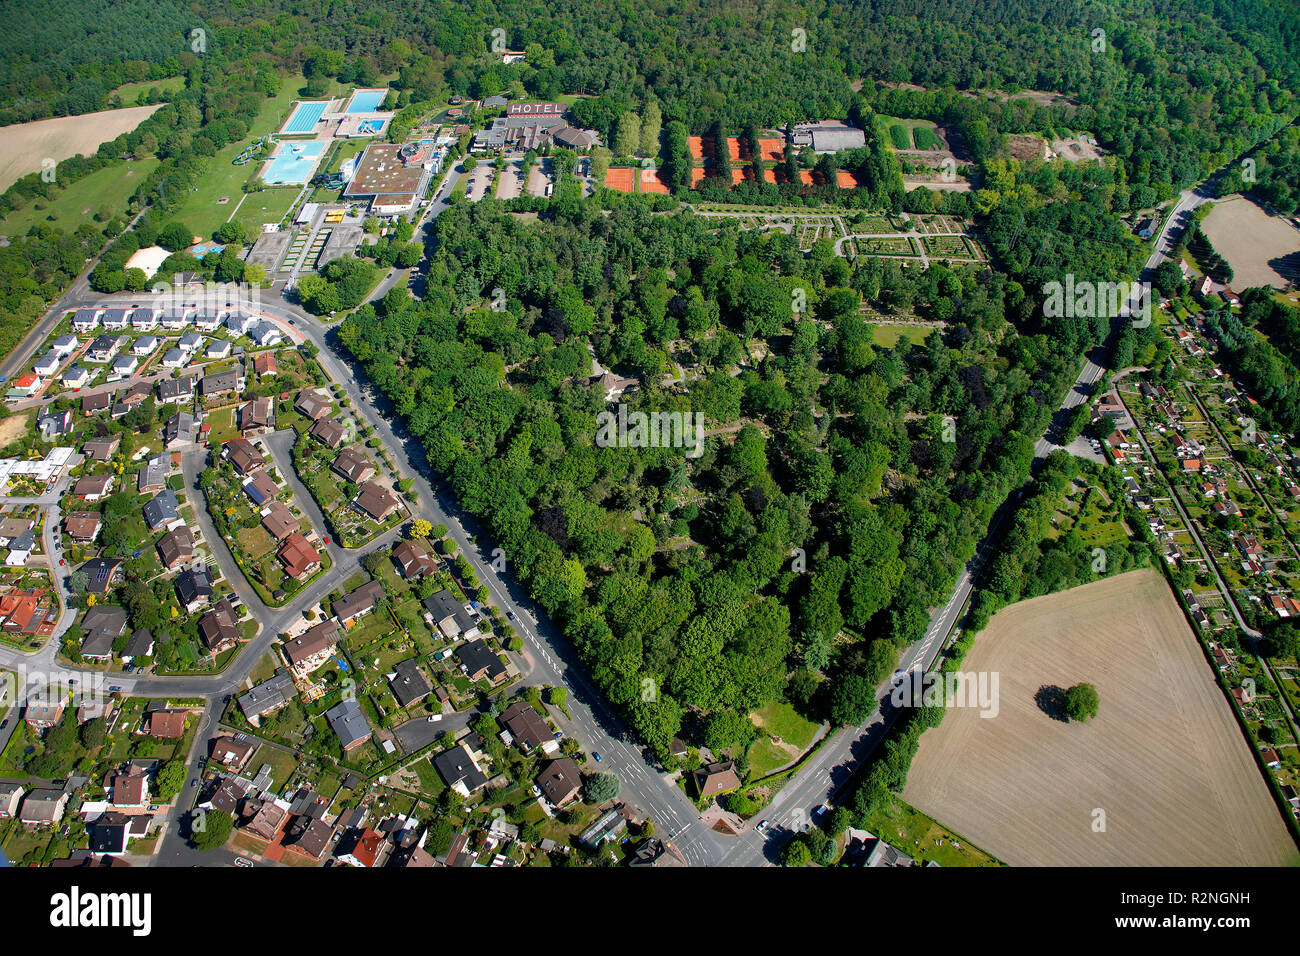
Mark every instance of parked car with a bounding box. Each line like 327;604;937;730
592;751;602;763
233;857;253;867
427;714;442;722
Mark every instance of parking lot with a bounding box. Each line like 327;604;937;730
465;160;494;202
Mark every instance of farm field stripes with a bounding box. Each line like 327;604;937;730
903;570;1299;867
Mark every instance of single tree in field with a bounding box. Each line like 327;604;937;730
1064;683;1099;722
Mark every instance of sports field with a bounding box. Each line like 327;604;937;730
1201;195;1300;290
903;569;1298;866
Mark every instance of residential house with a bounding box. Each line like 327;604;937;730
388;659;431;708
20;789;69;826
0;783;23;818
144;709;187;738
332;447;375;484
210;736;256;772
237;668;295;725
392;540;436;579
223;437;265;475
200;368;237;397
242;798;287;842
85;334;124;362
36;408;72;440
238;396;274;433
284;816;334;860
143;489;184;531
260;500;298;541
536;757;582;807
336;827;385;867
80;391;112;416
249;322;282;348
199;598;239;654
0;516;34;547
80;557;122;594
133;336;161;356
175;565;213;613
282;620;341;674
333;580;385;627
24;699;64;729
72;473;114;502
156;526;195;570
326;699;373;751
277;532;321;579
4;530;34;567
158;376;195;404
34;351;64;377
501;700;551;752
163;411;198;447
137;453;169;494
692;760;742;798
242;469;279;505
161;348;187;369
131;309;159;331
354;481;400;522
82;436;119;461
423;589;480;639
177;332;205;353
63;511;102;544
455;639;507;683
62;366;90;389
121;629;154;663
204;339;232;361
432;744;488;796
80;605;128;660
71;309;101;333
308;418;346;448
294;389;332;421
252;352;277;378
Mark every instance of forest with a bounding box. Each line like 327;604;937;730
333;175;1131;761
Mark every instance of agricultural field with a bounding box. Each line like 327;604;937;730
0;104;164;193
903;569;1298;866
1200;196;1300;290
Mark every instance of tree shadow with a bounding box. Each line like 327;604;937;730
1035;684;1069;723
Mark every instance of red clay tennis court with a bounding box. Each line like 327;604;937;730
640;169;670;193
604;167;636;192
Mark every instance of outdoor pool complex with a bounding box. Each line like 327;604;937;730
263;140;327;184
282;100;329;134
345;89;388;113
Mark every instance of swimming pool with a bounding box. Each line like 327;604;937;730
282;100;329;134
262;141;327;184
345;89;388;114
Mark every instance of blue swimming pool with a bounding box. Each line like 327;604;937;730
263;140;327;184
282;100;329;134
345;89;388;113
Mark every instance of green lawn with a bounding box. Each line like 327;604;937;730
162;82;301;240
750;701;818;750
857;794;1002;867
0;157;160;236
110;76;187;103
869;324;927;348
